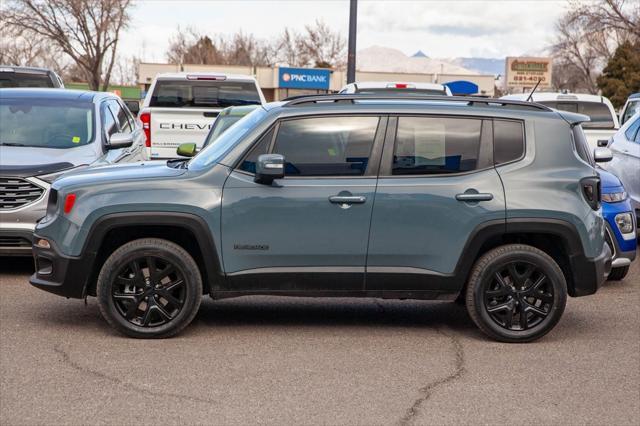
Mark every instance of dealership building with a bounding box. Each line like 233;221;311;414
138;62;497;101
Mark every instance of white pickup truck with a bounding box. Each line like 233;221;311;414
139;72;265;159
502;92;619;152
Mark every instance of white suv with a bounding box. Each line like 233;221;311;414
339;81;452;96
502;92;619;151
139;72;265;159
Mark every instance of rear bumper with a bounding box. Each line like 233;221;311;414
569;242;611;297
29;234;93;298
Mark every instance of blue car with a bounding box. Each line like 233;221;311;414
600;169;637;280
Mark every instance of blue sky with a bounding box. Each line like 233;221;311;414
122;0;568;61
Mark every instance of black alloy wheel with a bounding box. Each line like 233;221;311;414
112;256;186;327
483;261;554;331
97;238;202;338
465;244;567;343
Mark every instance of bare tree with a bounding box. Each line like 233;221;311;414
1;0;132;91
296;20;346;68
551;0;640;93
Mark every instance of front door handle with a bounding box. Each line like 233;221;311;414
329;195;367;204
455;193;493;202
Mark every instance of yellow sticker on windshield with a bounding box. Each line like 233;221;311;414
327;148;337;156
72;136;81;143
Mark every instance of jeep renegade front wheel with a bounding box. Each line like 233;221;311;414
96;238;202;338
465;244;567;343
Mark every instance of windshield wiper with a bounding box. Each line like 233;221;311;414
0;142;27;147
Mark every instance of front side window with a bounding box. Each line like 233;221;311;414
494;120;525;165
272;116;379;177
623;116;640;142
622;100;639;125
393;116;483;175
108;100;132;133
0;98;94;148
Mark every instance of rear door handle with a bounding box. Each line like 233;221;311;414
455;193;493;202
329;195;366;204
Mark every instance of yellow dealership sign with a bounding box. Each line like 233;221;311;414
505;57;552;89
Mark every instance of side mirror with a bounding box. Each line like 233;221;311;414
255;153;285;185
597;139;609;147
593;147;613;163
176;143;197;157
108;132;134;149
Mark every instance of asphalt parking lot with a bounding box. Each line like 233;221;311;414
1;257;638;425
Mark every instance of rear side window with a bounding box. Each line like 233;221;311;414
393;117;484;175
273;116;379;177
150;80;261;108
540;101;615;129
494;120;525;165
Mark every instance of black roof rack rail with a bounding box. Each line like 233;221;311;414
283;94;553;111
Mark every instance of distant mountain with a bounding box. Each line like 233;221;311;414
446;58;505;76
357;46;475;75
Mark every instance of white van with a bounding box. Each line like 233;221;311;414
501;92;619;151
139;72;265;159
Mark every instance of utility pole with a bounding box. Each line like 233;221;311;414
347;0;358;84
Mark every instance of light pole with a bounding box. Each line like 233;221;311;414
347;0;357;84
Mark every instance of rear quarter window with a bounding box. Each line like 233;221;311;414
493;120;525;165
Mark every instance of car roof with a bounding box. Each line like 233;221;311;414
502;92;610;103
347;81;447;90
0;65;56;75
155;72;257;82
0;87;115;102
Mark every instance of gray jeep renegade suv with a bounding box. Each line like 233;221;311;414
30;95;611;342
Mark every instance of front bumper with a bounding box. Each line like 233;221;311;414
0;228;34;256
29;235;94;298
569;242;611;297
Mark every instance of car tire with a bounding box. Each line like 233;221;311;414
607;265;629;281
465;244;567;343
96;238;202;338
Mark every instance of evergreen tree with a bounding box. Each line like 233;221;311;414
597;41;640;108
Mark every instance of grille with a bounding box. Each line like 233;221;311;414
0;177;45;210
0;236;32;248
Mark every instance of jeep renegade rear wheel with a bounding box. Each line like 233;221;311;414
96;238;202;338
465;244;567;343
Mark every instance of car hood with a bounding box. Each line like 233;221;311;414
52;160;188;191
598;168;623;192
0;145;97;177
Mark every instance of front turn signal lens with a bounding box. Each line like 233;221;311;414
63;193;76;214
35;239;50;249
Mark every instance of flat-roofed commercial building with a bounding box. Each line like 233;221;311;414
138;62;496;101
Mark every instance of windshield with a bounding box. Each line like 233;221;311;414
0;72;54;88
0;98;94;148
189;107;268;169
539;101;615;129
622;100;640;125
203;113;249;148
150;80;261;108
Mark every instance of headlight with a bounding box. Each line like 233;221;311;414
602;191;627;203
615;212;634;234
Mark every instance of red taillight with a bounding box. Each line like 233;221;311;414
63;194;76;214
395;83;408;89
139;111;151;148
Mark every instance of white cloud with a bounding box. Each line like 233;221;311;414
121;0;569;61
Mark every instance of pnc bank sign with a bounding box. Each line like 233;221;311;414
278;67;331;90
